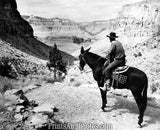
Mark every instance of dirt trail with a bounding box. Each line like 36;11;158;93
26;83;160;130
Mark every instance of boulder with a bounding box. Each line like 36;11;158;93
23;85;41;93
15;105;24;113
33;104;54;113
14;114;23;122
4;89;18;100
4;89;18;106
27;113;48;128
7;106;15;111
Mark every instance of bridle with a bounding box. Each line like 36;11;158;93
79;51;105;73
79;52;87;64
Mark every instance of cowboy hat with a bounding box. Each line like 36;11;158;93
107;32;119;38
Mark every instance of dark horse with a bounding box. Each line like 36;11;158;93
79;47;148;127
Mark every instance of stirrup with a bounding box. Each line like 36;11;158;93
100;79;110;91
100;86;107;91
100;85;111;91
105;79;111;91
106;86;111;91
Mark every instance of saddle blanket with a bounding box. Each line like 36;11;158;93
111;66;129;88
112;73;127;84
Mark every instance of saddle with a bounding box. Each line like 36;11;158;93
111;65;129;88
113;65;129;74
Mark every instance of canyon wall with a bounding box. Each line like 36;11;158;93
83;0;160;39
0;0;75;63
23;15;93;39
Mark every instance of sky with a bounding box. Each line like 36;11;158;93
16;0;142;22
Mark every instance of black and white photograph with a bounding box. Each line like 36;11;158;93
0;0;160;129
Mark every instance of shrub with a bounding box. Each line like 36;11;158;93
46;78;55;83
0;76;13;95
0;57;12;78
0;57;17;79
150;82;159;93
137;52;142;57
133;52;142;57
133;53;137;57
73;36;84;44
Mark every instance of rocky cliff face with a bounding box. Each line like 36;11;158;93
0;0;33;37
119;0;160;25
116;0;160;38
84;0;160;39
80;19;118;36
23;15;93;39
0;0;75;64
0;0;50;60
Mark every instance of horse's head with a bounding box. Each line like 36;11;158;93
79;46;91;71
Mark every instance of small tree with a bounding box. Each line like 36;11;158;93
49;44;67;79
73;36;84;44
0;57;17;78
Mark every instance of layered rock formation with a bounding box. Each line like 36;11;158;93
22;15;94;54
0;0;75;64
83;0;160;40
23;15;93;39
79;19;118;36
119;0;160;25
117;0;160;38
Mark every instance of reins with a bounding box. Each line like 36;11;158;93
80;52;103;65
95;57;103;63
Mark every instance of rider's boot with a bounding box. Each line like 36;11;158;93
100;79;110;91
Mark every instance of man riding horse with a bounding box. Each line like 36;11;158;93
100;32;126;91
79;38;148;126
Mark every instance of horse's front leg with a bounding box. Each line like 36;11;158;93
98;82;107;111
100;89;107;111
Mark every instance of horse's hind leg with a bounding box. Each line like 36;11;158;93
136;97;145;127
132;91;145;127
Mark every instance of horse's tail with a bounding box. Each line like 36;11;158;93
142;75;148;111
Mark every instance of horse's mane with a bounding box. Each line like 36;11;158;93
84;51;108;70
87;52;106;61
